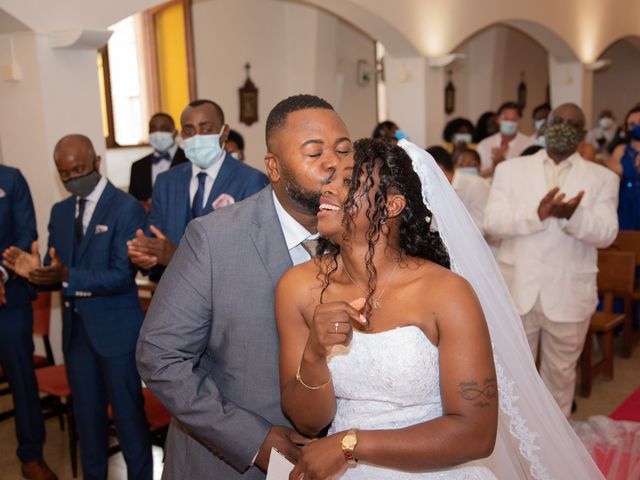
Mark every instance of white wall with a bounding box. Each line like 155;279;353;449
450;25;550;135
593;39;640;125
191;0;377;169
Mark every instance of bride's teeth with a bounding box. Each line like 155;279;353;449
320;203;340;211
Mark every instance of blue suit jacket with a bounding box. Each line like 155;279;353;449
45;181;147;357
0;165;37;308
149;153;268;246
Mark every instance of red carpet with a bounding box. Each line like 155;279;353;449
610;387;640;422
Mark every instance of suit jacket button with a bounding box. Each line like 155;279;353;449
64;301;70;307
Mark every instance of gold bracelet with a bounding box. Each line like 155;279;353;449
295;363;332;390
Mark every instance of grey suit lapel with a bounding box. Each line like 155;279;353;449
248;187;293;287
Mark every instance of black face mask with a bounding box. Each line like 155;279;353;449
63;169;101;198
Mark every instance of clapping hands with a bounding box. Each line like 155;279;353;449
127;226;176;269
2;241;68;285
537;187;584;221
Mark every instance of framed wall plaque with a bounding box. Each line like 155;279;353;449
239;63;258;126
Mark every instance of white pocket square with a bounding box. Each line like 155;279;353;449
0;188;5;198
95;224;109;234
212;193;235;209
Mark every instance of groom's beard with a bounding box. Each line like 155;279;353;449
281;166;321;214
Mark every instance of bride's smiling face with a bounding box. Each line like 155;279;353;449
317;156;380;243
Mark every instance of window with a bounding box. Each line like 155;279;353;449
98;0;196;148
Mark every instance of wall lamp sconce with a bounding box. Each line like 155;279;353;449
584;59;612;72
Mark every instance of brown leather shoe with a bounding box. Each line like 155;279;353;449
21;459;58;480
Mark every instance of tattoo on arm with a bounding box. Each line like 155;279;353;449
457;378;497;408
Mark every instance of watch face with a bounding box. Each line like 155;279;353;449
342;433;357;449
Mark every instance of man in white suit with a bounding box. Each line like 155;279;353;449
484;103;619;416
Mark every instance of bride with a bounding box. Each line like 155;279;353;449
276;138;604;479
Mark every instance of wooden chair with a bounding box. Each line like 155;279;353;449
579;250;636;397
137;281;156;314
35;364;78;478
607;230;640;357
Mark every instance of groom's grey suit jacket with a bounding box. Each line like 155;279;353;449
136;186;293;479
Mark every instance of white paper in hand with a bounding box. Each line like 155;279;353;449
266;448;294;480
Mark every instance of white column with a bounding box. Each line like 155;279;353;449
384;54;427;147
548;56;594;127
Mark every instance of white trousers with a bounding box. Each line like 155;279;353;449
521;297;590;417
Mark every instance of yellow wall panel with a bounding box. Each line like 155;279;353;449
155;2;189;127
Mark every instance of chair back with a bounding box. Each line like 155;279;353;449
597;250;636;311
32;291;52;336
608;231;640;267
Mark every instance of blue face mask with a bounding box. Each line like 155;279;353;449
536;135;547;148
534;119;545;132
630;124;640;141
183;126;225;169
394;130;409;141
499;120;518;137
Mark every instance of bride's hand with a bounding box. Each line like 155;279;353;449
289;434;348;480
306;298;367;360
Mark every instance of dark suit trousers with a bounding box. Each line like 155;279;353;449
0;304;45;463
65;313;152;480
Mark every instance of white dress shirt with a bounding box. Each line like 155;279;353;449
272;191;317;265
151;144;178;186
189;153;225;209
477;131;535;174
542;151;576;189
452;171;490;233
76;175;108;234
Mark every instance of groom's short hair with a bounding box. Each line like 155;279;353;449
265;94;334;149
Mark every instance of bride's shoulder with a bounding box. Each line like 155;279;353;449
277;257;326;292
413;259;475;299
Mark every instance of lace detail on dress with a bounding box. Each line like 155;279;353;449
327;326;497;479
494;360;550;480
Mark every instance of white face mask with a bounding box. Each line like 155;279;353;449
149;131;175;153
534;119;546;132
457;166;479;176
183;126;225;169
452;133;472;145
599;117;614;130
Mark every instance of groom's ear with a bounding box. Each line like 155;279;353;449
264;153;281;183
386;193;406;220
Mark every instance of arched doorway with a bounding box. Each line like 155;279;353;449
592;36;640;126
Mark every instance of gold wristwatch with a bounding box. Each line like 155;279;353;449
341;429;358;465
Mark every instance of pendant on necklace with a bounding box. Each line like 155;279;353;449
373;298;382;309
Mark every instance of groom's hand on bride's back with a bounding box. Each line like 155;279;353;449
254;425;311;472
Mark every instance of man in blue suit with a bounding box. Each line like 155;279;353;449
127;99;268;275
4;135;152;480
0;166;58;480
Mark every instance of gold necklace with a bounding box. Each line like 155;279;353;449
342;260;400;309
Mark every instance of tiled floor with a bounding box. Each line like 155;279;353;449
0;341;638;479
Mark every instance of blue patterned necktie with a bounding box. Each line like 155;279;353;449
191;172;208;218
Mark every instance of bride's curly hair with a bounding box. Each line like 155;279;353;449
318;138;450;317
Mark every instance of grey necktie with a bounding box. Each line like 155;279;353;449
300;238;319;258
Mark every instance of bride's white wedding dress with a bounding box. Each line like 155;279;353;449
328;325;497;479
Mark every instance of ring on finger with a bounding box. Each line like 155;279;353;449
334;322;339;334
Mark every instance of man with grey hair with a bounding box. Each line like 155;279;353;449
484;103;619;416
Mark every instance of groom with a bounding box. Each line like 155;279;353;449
136;94;353;479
